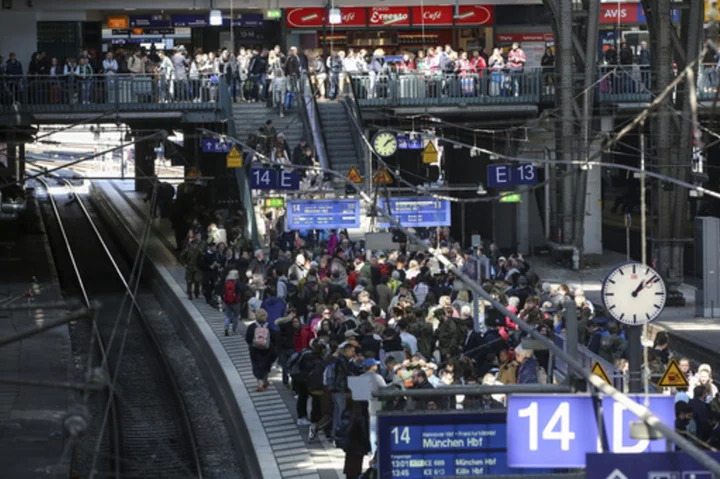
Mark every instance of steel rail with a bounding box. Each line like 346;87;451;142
37;175;122;479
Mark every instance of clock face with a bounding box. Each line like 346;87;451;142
373;131;398;158
601;262;667;326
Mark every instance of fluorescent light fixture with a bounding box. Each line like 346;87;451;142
209;9;223;26
328;8;342;25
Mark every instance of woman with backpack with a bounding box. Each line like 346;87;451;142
245;308;276;392
223;269;242;336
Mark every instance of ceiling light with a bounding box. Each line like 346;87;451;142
209;9;223;26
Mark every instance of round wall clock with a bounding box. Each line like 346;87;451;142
372;131;398;158
601;262;667;326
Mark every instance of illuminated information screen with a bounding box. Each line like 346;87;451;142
287;200;361;230
377;412;549;478
377;197;451;228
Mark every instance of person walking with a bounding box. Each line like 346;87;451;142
245;308;276;392
223;269;242;336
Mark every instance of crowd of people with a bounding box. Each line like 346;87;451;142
172;213;720;477
0;42;552;107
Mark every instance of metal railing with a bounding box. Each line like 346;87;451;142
553;332;627;392
352;69;543;107
0;73;220;113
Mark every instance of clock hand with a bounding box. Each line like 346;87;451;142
631;280;645;298
384;139;393;147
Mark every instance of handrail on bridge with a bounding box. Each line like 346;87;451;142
373;383;572;399
0;73;221;113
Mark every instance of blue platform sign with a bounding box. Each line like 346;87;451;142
287;200;360;230
587;452;720;479
397;134;423;150
250;168;300;190
202;138;232;153
129;15;172;28
378;412;551;478
377;197;451;228
507;394;676;469
172;14;209;28
487;163;537;188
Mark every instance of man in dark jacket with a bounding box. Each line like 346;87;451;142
292;138;309;165
248;49;267;101
332;342;358;441
411;369;437;410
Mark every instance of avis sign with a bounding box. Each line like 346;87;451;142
507;395;675;468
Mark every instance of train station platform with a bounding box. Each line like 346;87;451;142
90;180;345;479
0;195;74;477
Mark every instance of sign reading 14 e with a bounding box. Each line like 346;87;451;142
487;163;537;188
250;168;300;190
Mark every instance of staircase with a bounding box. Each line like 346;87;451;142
316;102;364;176
231;102;305;152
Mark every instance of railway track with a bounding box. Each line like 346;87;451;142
35;170;202;478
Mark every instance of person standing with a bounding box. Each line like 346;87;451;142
507;42;526;97
172;47;189;100
342;402;371;479
223;269;242;336
268;51;287;117
246;309;276;391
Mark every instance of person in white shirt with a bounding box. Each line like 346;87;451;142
102;52;118;75
398;321;418;355
362;358;387;454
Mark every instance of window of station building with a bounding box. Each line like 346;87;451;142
495;5;533;25
495;5;550;26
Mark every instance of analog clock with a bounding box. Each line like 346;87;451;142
372;131;398;158
601;262;667;326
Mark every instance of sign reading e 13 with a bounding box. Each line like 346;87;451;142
487;164;537;188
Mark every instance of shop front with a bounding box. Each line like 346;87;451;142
494;32;553;68
101;12;280;55
284;5;494;55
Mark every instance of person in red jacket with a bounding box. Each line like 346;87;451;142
295;321;316;352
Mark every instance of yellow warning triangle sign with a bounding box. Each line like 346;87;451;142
591;360;612;385
346;166;363;184
373;166;393;185
423;141;439;164
658;357;689;388
226;145;243;168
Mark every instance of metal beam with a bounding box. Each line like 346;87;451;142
0;307;92;348
375;384;572;399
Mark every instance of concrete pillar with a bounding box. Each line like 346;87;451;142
0;12;37;75
581;116;614;256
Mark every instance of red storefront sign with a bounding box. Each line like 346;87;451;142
599;3;639;24
368;7;410;27
495;32;554;43
454;5;494;25
286;8;325;28
339;7;367;27
411;6;453;26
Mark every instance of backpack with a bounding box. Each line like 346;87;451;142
323;361;336;389
252;324;271;349
289;350;311;384
308;360;326;391
223;280;239;305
